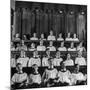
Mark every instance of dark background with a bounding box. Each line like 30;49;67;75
11;1;87;49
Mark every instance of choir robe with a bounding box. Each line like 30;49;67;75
71;72;87;85
42;57;49;67
11;72;28;88
37;45;46;51
64;59;74;66
68;48;76;51
47;46;56;51
53;58;63;66
75;57;86;66
17;57;29;67
28;57;41;67
47;35;56;41
44;68;58;80
11;58;16;68
29;73;41;84
58;47;67;51
58;70;71;84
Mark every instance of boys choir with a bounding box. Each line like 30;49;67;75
11;31;87;89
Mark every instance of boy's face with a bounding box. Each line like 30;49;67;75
40;41;43;45
22;40;24;45
16;34;19;38
68;33;70;37
61;42;64;47
46;50;50;56
34;51;38;56
74;34;76;38
59;34;62;37
33;33;36;37
61;63;66;69
80;42;82;47
81;11;84;15
31;43;35;47
56;52;60;58
75;65;79;73
17;64;22;72
41;34;44;38
17;44;20;47
11;42;14;46
50;31;53;35
49;59;53;67
67;54;71;59
71;42;74;48
78;52;82;57
21;51;25;57
34;65;38;72
50;41;53;46
24;35;26;38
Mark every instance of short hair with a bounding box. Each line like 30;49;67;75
33;49;37;52
48;57;53;62
74;64;79;67
21;49;25;52
16;63;21;67
46;48;49;51
60;61;64;66
56;50;60;53
40;40;43;43
78;51;82;55
32;64;38;68
67;53;71;56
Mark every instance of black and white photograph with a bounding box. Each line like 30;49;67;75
11;0;87;89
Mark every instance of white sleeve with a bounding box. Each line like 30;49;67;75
71;60;74;66
38;74;42;84
53;36;56;40
42;58;45;66
61;58;63;62
65;38;67;41
37;58;41;66
47;36;50;40
11;74;16;84
16;58;20;64
53;58;56;66
68;48;70;51
44;46;46;51
75;58;78;64
54;47;56;51
26;57;29;66
65;47;67;51
25;46;27;51
11;58;16;68
58;47;60;51
28;58;32;67
54;36;56;40
68;70;71;77
55;69;58;76
58;71;63;82
83;58;86;65
37;46;39;51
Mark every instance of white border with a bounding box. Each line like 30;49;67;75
0;0;89;90
16;0;88;5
